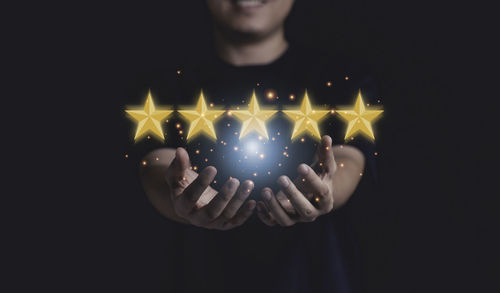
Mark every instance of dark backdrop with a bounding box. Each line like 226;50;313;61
10;1;495;292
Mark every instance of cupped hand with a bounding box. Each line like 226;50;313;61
166;148;256;230
256;135;337;226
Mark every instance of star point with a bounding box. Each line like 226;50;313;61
125;91;173;142
178;91;225;140
283;91;330;140
336;90;383;140
232;91;278;140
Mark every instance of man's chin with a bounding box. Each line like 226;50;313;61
230;22;266;35
229;30;268;43
218;23;270;42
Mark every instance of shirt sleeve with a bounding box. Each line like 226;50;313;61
316;55;382;185
345;66;381;185
121;67;186;164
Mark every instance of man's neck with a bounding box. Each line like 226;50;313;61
214;28;289;66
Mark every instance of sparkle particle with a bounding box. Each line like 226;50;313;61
266;90;276;100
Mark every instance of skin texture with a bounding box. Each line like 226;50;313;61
139;0;366;228
207;0;294;65
141;148;256;230
256;136;365;226
140;135;364;229
206;0;294;37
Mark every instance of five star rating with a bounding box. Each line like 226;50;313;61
283;91;330;140
337;90;383;140
178;92;225;140
125;91;173;141
231;91;278;140
125;90;382;142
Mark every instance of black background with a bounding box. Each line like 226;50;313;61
8;0;496;292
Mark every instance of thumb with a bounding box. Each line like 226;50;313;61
172;147;191;173
166;147;191;187
317;135;336;175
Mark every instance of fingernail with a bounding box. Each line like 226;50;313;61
228;178;239;189
203;167;216;179
246;180;255;190
322;136;332;147
298;164;309;175
262;190;272;201
277;176;290;188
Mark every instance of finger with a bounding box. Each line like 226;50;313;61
296;164;330;199
317;135;336;175
277;176;318;221
225;200;256;228
261;188;294;226
256;201;275;226
296;164;333;211
222;180;254;219
201;178;240;221
176;166;217;215
166;148;191;192
275;191;296;214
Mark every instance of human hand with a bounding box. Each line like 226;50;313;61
256;135;337;226
166;148;256;230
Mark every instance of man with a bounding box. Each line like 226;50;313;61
136;0;378;292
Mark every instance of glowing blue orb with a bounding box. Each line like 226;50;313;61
245;140;260;155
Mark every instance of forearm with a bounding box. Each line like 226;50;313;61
139;148;189;224
330;145;365;208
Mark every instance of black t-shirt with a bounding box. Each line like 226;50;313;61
122;45;380;293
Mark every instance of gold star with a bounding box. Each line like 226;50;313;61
283;91;329;140
336;90;383;140
231;91;278;140
125;91;172;142
178;91;225;140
